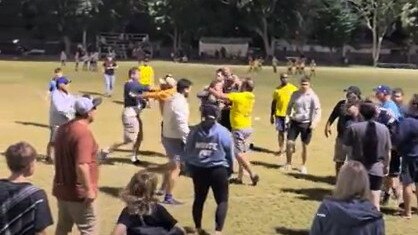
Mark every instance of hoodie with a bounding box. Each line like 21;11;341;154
182;122;234;172
396;115;418;159
310;198;384;235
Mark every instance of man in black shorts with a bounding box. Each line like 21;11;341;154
285;76;321;174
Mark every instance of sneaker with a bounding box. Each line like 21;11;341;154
251;174;260;186
100;148;110;160
162;197;183;205
283;164;292;171
300;166;308;175
229;178;244;185
130;155;140;164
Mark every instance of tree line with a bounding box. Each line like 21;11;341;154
0;0;417;65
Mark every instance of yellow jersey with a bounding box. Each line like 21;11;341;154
272;83;298;117
138;65;154;86
227;92;255;130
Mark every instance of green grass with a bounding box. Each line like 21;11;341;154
0;60;417;235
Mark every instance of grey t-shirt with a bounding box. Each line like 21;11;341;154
344;121;391;176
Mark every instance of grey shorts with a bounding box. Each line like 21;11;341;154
232;129;253;155
49;125;60;143
162;137;183;162
122;114;139;143
333;137;348;163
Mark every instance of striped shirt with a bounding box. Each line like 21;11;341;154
0;180;53;235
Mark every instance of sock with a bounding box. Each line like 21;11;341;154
164;193;172;201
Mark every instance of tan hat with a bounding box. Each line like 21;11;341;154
159;74;177;87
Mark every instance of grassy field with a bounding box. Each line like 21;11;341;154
0;60;417;235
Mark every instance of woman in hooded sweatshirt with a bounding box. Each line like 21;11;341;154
310;161;385;235
182;104;234;235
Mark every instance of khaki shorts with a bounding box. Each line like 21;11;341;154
333;137;348;163
232;129;253;155
56;200;98;235
122;113;140;143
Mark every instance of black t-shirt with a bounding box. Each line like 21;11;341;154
103;61;117;75
0;180;53;234
328;100;354;138
117;204;177;235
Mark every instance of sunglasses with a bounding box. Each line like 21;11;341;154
300;83;310;86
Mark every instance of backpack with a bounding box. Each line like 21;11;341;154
129;216;169;235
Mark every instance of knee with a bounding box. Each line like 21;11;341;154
286;140;295;149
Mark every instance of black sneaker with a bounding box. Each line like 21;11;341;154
229;178;244;185
251;174;260;186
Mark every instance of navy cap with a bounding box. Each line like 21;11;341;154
373;85;391;95
56;76;71;87
201;104;220;120
343;86;361;97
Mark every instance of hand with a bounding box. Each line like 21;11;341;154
84;189;96;204
324;125;331;138
270;116;275;125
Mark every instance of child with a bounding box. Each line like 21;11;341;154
48;67;63;93
310;59;317;77
112;171;185;235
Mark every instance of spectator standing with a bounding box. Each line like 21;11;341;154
0;142;53;235
53;96;102;235
103;56;118;97
396;94;418;219
183;104;234;235
60;50;67;66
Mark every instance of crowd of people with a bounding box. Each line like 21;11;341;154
0;58;417;235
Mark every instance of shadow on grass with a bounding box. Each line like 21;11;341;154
281;187;332;202
79;90;104;97
286;173;335;185
102;157;160;167
251;160;282;169
249;144;276;154
112;149;166;158
99;186;122;198
15;121;49;129
275;227;309;235
112;100;124;105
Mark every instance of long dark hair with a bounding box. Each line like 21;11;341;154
359;103;378;165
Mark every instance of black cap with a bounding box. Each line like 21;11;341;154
343;86;361;97
201;104;220;120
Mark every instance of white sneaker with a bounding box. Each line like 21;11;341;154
130;155;139;163
300;166;308;175
283;164;292;171
100;148;110;160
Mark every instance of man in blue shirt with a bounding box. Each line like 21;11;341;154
182;104;234;235
374;85;401;121
102;67;149;163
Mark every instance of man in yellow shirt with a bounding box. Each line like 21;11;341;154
270;73;298;155
210;77;259;186
138;58;155;87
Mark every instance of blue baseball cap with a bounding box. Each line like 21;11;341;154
56;76;71;87
75;96;102;115
373;85;391;95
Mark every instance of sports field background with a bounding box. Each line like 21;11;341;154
0;60;417;235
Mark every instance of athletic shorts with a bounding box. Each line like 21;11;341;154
401;158;418;185
122;113;140;143
368;174;384;191
232;129;252;155
389;150;402;177
275;116;286;132
162;137;183;162
333;137;348;163
287;121;312;145
49;125;60;143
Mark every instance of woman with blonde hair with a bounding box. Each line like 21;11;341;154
310;161;385;235
112;171;185;235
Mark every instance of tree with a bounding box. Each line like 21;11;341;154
149;0;201;53
311;0;359;52
347;0;418;66
401;2;418;63
223;0;316;58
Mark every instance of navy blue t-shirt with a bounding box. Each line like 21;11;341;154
124;79;149;108
117;204;177;234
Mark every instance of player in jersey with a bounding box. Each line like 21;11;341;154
270;73;298;155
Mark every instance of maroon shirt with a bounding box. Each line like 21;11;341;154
53;119;99;201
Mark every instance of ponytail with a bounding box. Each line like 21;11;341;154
363;120;378;166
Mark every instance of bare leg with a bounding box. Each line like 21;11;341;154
286;140;295;165
165;161;181;196
370;190;381;211
301;143;308;166
403;184;413;216
46;142;54;161
278;131;285;153
235;154;255;179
